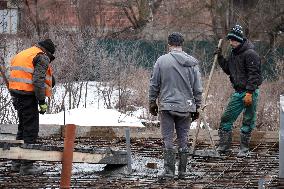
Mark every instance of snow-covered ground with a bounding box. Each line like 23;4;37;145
1;81;208;129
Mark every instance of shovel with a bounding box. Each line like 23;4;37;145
190;39;223;158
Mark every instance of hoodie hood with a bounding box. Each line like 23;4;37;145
233;38;254;55
169;50;199;67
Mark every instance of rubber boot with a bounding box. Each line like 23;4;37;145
237;132;251;157
20;160;44;175
158;148;176;181
178;148;189;179
217;129;232;154
11;160;21;172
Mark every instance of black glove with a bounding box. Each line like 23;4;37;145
39;100;48;114
52;75;56;88
149;101;158;116
191;111;200;121
214;47;222;57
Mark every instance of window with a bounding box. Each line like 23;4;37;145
0;8;18;34
70;0;78;7
0;1;7;10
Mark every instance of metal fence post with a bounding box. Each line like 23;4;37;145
279;95;284;184
125;127;132;173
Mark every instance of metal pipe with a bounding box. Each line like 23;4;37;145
125;127;132;173
60;124;76;189
279;95;284;180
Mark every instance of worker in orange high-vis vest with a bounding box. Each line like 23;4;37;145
9;39;56;175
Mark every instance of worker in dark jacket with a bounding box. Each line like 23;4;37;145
9;39;56;175
216;25;262;157
149;32;203;180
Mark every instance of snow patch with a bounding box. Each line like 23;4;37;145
40;107;144;127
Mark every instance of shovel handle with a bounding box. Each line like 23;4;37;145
203;39;223;104
192;39;223;154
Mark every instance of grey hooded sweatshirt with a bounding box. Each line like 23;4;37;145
149;49;203;112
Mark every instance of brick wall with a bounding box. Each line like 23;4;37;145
31;0;132;32
18;0;213;40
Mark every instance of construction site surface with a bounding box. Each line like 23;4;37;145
0;124;281;189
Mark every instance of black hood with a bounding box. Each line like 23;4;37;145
233;38;254;55
36;44;55;62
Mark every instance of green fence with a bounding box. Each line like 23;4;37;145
97;39;283;80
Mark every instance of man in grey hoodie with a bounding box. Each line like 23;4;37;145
149;32;203;180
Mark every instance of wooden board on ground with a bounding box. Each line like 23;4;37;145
0;140;24;144
0;124;279;143
0;147;127;164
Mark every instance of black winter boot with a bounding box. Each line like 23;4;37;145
217;129;232;154
11;160;21;172
178;148;189;179
237;132;251;157
20;160;44;175
158;148;176;181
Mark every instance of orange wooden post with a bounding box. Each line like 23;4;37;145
60;124;76;189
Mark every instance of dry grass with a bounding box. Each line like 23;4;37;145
114;66;151;116
203;69;233;130
130;65;283;131
201;68;283;131
256;77;284;131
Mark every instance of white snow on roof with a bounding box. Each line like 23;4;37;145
40;107;144;128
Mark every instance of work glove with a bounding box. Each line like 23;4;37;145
39;103;48;114
191;111;200;122
214;47;222;57
243;92;253;107
149;101;158;116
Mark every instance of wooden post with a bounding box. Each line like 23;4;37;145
60;124;76;189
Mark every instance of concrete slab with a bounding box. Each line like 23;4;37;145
0;124;278;142
0;124;62;137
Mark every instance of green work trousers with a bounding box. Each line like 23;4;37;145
219;89;259;134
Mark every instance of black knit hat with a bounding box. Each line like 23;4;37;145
168;32;184;46
227;25;244;43
38;39;56;54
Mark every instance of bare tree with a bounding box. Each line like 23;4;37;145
107;0;163;38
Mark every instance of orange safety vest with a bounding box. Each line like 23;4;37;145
8;46;53;97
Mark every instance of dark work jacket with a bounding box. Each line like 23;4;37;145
218;39;262;93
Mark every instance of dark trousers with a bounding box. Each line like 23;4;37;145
13;94;39;144
159;110;191;149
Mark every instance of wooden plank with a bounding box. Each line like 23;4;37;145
0;140;24;144
0;133;16;140
0;147;62;161
0;147;127;164
1;124;279;143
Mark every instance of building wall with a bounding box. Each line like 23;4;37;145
0;0;18;34
16;0;213;40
